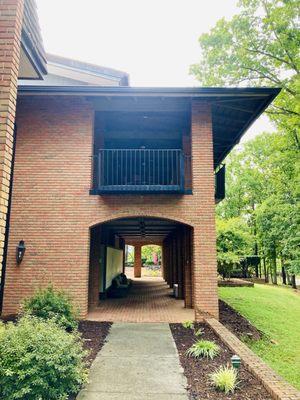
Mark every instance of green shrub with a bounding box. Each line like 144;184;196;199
0;321;5;337
182;320;194;329
0;316;88;400
186;339;220;359
22;285;78;331
210;366;238;394
194;327;204;337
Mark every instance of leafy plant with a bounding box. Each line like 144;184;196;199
210;366;238;394
22;285;78;331
0;321;5;337
186;339;220;359
194;327;204;337
0;316;88;400
182;320;194;329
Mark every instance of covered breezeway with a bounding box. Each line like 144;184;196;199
87;217;194;322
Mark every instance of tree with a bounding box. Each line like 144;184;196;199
217;131;299;280
216;218;253;279
190;0;300;148
142;245;162;265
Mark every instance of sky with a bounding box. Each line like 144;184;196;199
36;0;274;142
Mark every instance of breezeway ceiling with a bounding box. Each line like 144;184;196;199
101;217;181;244
18;86;280;168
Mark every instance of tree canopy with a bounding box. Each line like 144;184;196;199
190;0;300;148
191;0;299;282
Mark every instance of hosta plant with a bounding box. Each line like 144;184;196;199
210;366;239;394
194;327;204;337
186;339;220;359
182;320;194;329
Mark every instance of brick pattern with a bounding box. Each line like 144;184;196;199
0;0;24;276
88;274;195;323
206;318;300;400
162;225;192;307
191;102;219;320
2;96;219;320
133;244;141;278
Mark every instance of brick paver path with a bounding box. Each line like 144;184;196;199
87;276;194;323
77;323;188;400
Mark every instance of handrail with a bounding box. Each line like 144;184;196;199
94;148;185;191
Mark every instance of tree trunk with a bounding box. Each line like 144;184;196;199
271;246;277;285
253;212;259;278
291;274;297;289
282;267;287;285
263;257;269;283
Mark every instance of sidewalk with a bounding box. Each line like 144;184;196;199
77;323;188;400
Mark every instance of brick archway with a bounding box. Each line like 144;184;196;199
88;216;194;315
89;213;193;231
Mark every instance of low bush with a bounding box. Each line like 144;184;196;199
186;339;220;359
210;366;238;394
22;285;78;331
194;327;204;337
182;320;194;329
0;316;88;400
0;321;5;337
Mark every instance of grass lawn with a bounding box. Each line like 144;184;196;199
219;284;300;390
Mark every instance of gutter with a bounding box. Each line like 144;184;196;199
17;85;281;98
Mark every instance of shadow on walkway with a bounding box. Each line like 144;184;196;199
87;276;194;323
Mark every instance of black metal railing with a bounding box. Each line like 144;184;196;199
93;148;185;193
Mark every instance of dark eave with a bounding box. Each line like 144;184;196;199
17;85;280;167
17;85;280;97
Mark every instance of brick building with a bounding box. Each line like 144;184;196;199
0;1;279;320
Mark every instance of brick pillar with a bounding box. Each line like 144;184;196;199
184;227;193;308
0;1;24;286
134;244;142;278
191;101;219;320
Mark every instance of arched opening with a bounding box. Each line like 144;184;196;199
125;244;162;278
88;216;194;322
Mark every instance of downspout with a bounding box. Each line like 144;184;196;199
0;124;17;314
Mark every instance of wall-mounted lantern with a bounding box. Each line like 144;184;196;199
16;240;26;264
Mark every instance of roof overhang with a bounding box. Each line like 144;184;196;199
19;0;47;80
17;85;280;166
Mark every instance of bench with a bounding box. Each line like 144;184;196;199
107;273;132;298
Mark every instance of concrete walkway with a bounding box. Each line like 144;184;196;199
77;323;188;400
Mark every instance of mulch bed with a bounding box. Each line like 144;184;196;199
78;320;112;367
219;300;262;341
170;322;272;400
69;320;112;400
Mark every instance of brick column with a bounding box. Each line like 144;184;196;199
184;227;193;308
0;1;24;281
134;244;142;278
191;101;219;320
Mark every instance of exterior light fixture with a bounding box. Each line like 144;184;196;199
16;240;26;264
231;354;241;369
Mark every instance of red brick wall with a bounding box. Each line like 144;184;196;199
0;0;24;282
191;101;219;319
2;96;218;319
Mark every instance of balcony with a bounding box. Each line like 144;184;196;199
91;148;186;194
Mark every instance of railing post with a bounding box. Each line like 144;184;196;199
98;151;102;188
180;151;185;192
